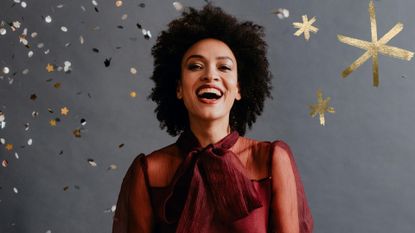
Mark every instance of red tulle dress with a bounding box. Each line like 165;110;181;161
112;130;313;233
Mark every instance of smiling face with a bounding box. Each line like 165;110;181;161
177;38;241;126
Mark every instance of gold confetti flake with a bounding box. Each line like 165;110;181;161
309;89;335;126
49;119;57;126
337;0;414;87
5;143;13;151
130;91;137;98
73;128;81;138
53;82;61;88
46;63;54;72
60;107;69;116
293;15;318;41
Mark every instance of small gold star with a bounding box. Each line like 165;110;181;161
337;0;414;87
309;89;335;126
5;143;13;151
130;91;137;98
46;63;54;72
49;119;57;126
293;15;319;41
61;107;69;116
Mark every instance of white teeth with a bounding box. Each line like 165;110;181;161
197;88;221;96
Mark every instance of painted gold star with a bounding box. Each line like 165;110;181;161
49;119;57;126
293;15;319;41
5;143;13;151
309;89;335;126
337;0;414;87
60;107;69;116
46;63;54;72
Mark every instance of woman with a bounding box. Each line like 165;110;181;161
112;4;313;233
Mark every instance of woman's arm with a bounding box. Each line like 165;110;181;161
269;141;313;233
113;154;154;233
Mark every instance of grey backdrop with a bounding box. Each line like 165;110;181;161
1;0;415;232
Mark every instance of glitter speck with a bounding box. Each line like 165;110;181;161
61;26;68;32
173;2;184;11
115;0;123;7
45;15;52;23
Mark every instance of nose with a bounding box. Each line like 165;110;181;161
201;66;220;82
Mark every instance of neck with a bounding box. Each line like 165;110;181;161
188;117;231;148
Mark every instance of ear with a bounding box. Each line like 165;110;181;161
235;82;241;100
176;80;183;99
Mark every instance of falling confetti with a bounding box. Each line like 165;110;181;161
272;8;290;19
118;143;124;148
104;205;117;213
60;107;69;116
46;64;54;72
293;15;319;41
87;159;97;167
115;0;123;7
60;26;68;32
27;138;33;145
63;61;72;73
2;160;8;168
80;118;86;126
108;164;117;170
309;89;335;126
130;91;137;98
5;144;13;151
104;58;111;67
49;119;57;126
44;15;52;23
337;0;414;86
2;67;10;74
73;128;81;137
13;187;18;194
173;2;184;11
130;67;137;74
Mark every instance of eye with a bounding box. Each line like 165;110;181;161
187;63;203;71
218;65;232;71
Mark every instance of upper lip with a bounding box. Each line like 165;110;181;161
196;84;224;96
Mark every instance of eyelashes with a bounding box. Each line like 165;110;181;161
187;63;232;72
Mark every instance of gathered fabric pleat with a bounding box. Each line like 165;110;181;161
160;130;263;233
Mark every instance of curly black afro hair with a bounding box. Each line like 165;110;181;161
148;3;272;136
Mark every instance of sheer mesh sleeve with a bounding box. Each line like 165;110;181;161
112;154;154;233
269;141;314;233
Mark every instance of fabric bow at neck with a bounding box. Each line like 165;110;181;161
160;130;263;233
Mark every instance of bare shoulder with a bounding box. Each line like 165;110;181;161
269;140;294;166
145;143;183;187
234;136;272;180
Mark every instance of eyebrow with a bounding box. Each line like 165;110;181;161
184;54;234;64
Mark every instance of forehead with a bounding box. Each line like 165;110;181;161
182;38;236;61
